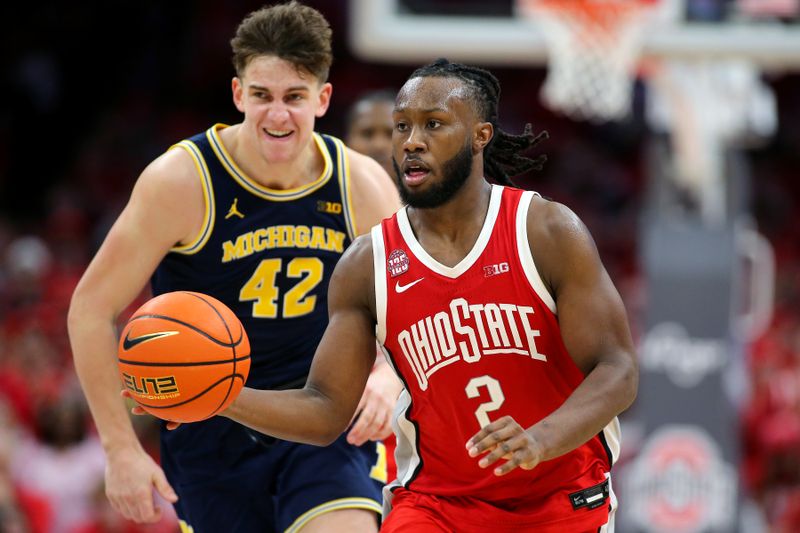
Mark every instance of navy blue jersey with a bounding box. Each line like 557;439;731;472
151;124;356;390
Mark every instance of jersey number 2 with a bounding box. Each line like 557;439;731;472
240;258;323;318
465;375;505;428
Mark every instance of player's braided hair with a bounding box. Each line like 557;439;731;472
408;58;548;185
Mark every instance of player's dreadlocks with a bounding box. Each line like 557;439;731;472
408;58;548;186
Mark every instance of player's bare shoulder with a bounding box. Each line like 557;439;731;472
527;195;588;245
525;194;599;291
345;147;401;234
345;147;389;186
130;145;207;247
137;146;202;201
329;233;378;315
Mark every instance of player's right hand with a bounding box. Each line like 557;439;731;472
121;389;182;430
466;415;543;476
105;445;178;523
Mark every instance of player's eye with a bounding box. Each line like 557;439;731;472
427;119;441;129
395;122;408;132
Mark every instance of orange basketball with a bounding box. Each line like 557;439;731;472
117;291;250;423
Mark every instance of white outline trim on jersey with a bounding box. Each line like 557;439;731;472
169;140;215;255
599;472;618;533
396;184;503;278
371;225;388;344
391;388;422;487
516;190;557;314
602;416;622;465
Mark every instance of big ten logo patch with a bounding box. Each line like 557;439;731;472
317;200;343;214
483;262;510;278
123;373;179;399
388;249;410;277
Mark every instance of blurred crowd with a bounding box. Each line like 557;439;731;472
0;2;798;531
741;75;800;530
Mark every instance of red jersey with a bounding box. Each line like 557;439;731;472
372;185;620;531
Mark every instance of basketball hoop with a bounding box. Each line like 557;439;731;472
517;0;658;123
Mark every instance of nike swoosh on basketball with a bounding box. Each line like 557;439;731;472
122;331;179;350
395;278;424;293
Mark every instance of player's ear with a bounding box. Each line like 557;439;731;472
232;77;245;113
315;82;333;118
473;121;493;153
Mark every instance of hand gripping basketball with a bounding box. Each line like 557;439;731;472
117;291;251;423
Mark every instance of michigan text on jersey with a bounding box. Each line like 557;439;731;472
396;297;548;390
222;225;346;263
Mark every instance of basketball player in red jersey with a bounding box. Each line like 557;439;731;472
183;58;637;531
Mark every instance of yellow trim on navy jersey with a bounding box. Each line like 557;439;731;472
284;497;382;533
332;137;357;240
169;140;215;254
206;124;333;201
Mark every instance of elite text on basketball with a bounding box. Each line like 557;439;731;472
122;373;180;400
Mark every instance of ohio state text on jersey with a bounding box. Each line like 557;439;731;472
371;185;621;530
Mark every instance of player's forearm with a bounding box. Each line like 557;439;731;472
528;354;637;462
223;386;352;446
68;305;141;455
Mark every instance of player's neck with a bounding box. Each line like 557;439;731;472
414;177;490;226
407;178;492;258
223;125;323;190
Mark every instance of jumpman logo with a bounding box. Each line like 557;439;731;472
225;198;244;219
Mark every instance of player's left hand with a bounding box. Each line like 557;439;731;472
346;360;402;446
466;416;543;476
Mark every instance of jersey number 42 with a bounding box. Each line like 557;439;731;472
240;257;323;319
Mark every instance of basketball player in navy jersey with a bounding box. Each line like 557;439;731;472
212;58;638;532
68;3;402;532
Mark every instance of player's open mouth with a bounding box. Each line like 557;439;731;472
403;160;431;185
264;129;293;139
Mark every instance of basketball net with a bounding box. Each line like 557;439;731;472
517;0;657;123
